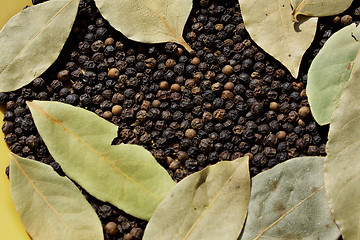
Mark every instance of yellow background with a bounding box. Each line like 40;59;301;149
1;0;32;239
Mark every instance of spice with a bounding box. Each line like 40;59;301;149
108;68;120;79
185;129;197;139
191;57;200;65
159;81;170;90
341;15;353;25
298;106;310;119
224;82;234;91
222;65;233;75
105;222;118;236
0;0;336;238
170;83;181;92
177;151;189;163
276;131;286;141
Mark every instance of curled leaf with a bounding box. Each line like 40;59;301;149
27;100;175;220
0;0;80;92
239;0;317;78
239;157;340;240
291;0;353;22
94;0;193;53
143;157;250;240
325;66;360;239
10;153;103;240
307;23;360;125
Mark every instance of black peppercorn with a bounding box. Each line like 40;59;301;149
263;134;277;147
164;42;177;53
286;132;299;145
276;152;288;162
213;109;226;121
163;128;175;139
180;98;193;112
199;138;213;153
25;135;39;149
95;27;108;40
65;94;79;105
307;145;320;156
220;130;231;141
253;153;267;167
207;152;218;162
185;128;197;139
5;133;17;144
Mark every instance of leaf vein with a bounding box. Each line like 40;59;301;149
277;0;294;69
28;101;162;201
183;165;242;239
253;186;323;240
11;154;78;240
0;0;74;78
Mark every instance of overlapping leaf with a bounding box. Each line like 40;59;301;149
239;0;317;78
10;153;103;240
143;157;250;240
0;0;80;92
325;66;360;239
239;157;340;240
307;23;360;125
94;0;193;53
27;100;175;220
291;0;353;22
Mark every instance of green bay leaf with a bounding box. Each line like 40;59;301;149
0;0;80;92
325;66;360;239
94;0;193;53
239;157;340;240
10;153;103;240
143;157;250;240
307;23;360;125
291;0;353;22
27;100;175;220
239;0;317;78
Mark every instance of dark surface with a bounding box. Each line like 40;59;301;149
1;0;360;239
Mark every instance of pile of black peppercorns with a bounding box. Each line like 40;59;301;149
1;0;360;239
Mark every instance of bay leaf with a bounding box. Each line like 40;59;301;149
239;157;341;240
0;0;80;92
27;100;175;220
239;0;318;78
10;153;103;240
143;157;250;240
325;66;360;239
307;23;360;125
291;0;353;22
94;0;193;53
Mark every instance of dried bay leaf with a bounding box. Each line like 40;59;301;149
94;0;193;53
307;23;360;125
239;0;317;78
143;157;250;240
10;153;103;240
0;0;79;92
325;66;360;239
239;157;340;240
291;0;353;22
27;100;175;220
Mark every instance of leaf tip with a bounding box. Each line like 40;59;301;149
25;100;33;107
290;69;299;79
9;152;16;161
9;152;19;169
177;38;194;54
26;100;39;111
